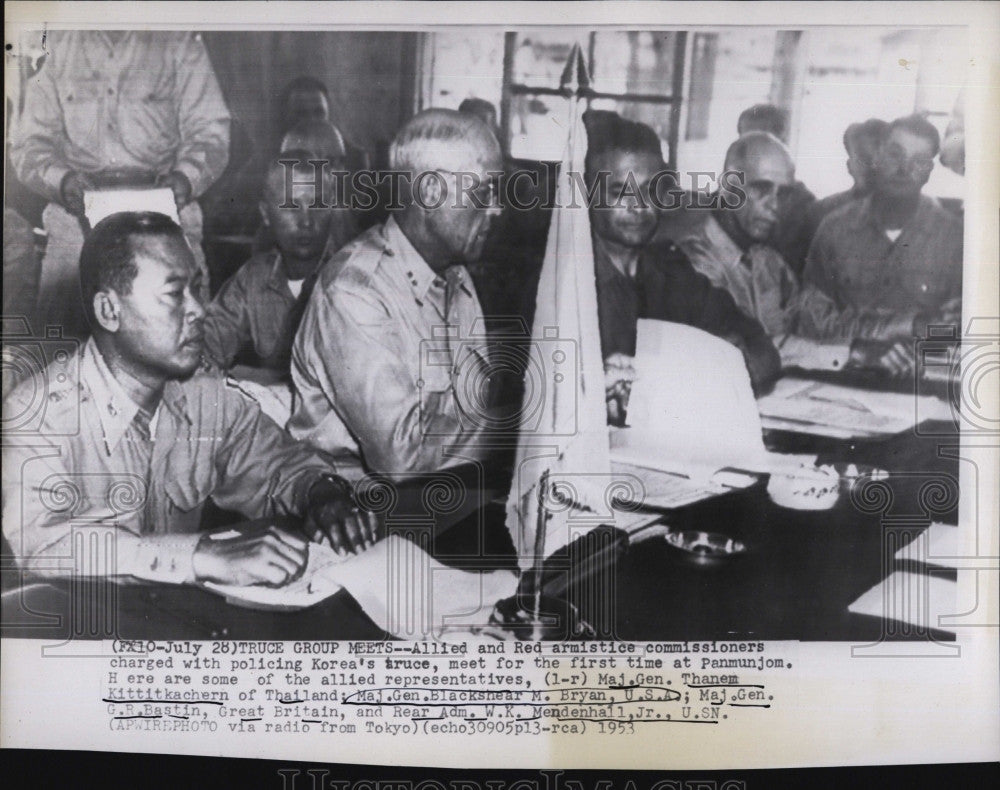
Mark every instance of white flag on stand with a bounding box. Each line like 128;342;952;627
505;50;613;571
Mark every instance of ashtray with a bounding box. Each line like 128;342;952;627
663;530;747;566
766;463;841;510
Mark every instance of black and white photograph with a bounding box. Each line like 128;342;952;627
2;0;997;778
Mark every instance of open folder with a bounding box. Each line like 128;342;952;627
609;320;768;499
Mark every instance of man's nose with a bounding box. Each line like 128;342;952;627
760;190;780;214
296;204;316;228
186;288;206;320
626;198;652;214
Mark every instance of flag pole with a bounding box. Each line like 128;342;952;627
526;43;590;636
529;468;551;640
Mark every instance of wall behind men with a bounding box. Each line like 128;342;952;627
202;30;420;164
198;31;420;287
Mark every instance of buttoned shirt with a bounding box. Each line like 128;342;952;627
289;217;494;475
2;339;334;583
804;194;963;315
679;213;911;342
204;249;326;372
595;239;775;361
11;31;230;203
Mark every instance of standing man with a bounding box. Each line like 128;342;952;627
289;109;503;475
805;114;963;323
279;76;371;172
10;31;231;339
2;212;377;583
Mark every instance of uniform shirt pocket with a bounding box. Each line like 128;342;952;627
58;79;103;153
118;70;178;163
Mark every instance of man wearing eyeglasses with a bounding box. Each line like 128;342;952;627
804;114;962;338
678;132;925;371
289;109;503;475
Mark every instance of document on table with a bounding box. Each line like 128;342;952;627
84;187;179;227
848;571;957;634
848;523;960;633
610;320;768;483
202;534;518;638
609;459;758;511
202;534;347;610
894;522;960;568
756;376;953;438
330;535;518;638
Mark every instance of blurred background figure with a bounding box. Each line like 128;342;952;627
249;119;360;256
799;118;888;252
459;97;502;148
279;76;371;173
10;31;231;340
737;103;789;140
805;114;962;342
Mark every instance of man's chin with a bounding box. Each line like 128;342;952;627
616;226;657;249
168;350;205;380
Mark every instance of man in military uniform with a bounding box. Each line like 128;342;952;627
10;31;231;339
582;112;782;420
2;212;377;585
289;109;503;475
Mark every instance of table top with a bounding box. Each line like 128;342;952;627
1;380;961;643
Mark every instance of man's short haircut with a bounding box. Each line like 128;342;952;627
281;119;347;163
737;104;788;141
843;118;889;166
282;75;329;104
458;97;496;119
389;108;495;174
583;110;663;176
724;130;792;173
79;212;185;326
263;148;322;199
885;113;941;156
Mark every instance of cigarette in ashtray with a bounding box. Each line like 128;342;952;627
840;463;890;481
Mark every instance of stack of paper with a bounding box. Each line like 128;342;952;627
756;377;953;439
610;320;768;483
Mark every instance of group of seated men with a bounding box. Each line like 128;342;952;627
3;63;963;589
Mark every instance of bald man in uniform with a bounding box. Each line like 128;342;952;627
678;132;922;371
289;109;503;475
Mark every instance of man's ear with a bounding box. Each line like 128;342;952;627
92;290;121;333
